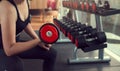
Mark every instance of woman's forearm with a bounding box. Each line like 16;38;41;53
4;38;40;56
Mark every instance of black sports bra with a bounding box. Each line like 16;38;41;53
0;0;31;48
8;0;31;34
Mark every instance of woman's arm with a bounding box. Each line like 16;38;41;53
24;21;52;50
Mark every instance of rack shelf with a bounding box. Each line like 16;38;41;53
64;6;120;16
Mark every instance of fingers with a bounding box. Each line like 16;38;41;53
42;46;50;51
44;44;52;51
45;44;52;47
38;42;52;51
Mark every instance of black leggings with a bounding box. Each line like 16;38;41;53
0;46;57;71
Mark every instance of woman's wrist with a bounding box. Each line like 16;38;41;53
33;38;41;43
32;35;39;39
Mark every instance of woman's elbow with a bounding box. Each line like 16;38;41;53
4;50;14;56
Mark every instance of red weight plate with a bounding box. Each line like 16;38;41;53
92;3;96;12
68;32;71;39
39;23;59;44
81;2;84;10
86;2;90;11
75;39;79;48
71;34;75;43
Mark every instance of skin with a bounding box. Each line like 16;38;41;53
0;0;51;56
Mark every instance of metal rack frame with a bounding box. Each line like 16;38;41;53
60;0;111;64
68;14;110;64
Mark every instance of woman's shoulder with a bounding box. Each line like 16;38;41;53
0;1;17;23
0;1;15;11
0;1;16;17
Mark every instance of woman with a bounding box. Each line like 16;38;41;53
0;0;57;71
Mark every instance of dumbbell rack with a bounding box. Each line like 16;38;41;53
60;0;120;64
56;0;71;43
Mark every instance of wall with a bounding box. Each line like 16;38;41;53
30;0;47;9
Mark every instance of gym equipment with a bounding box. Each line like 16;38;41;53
53;18;71;43
54;17;105;46
54;17;97;43
61;18;93;40
61;21;78;37
91;1;97;12
54;17;107;52
85;1;90;11
80;1;85;10
60;0;112;64
78;1;81;10
57;17;76;36
39;23;59;44
104;1;110;9
53;19;61;30
54;17;77;37
75;32;107;49
69;25;95;43
73;1;78;9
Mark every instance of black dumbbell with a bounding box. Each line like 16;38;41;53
53;17;71;33
59;19;78;36
104;1;110;9
75;31;107;49
62;21;79;36
53;19;61;28
53;18;80;39
62;16;72;22
69;24;94;43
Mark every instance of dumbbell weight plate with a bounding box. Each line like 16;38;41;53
91;1;97;12
81;2;85;10
75;35;87;48
96;32;107;43
86;2;90;11
39;23;59;44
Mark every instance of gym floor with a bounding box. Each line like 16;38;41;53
19;15;120;71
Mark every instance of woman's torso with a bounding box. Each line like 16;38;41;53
0;0;30;48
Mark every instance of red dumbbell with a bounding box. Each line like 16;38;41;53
91;1;97;12
81;1;85;10
86;1;90;11
39;23;59;44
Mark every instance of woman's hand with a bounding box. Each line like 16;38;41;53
38;42;52;50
